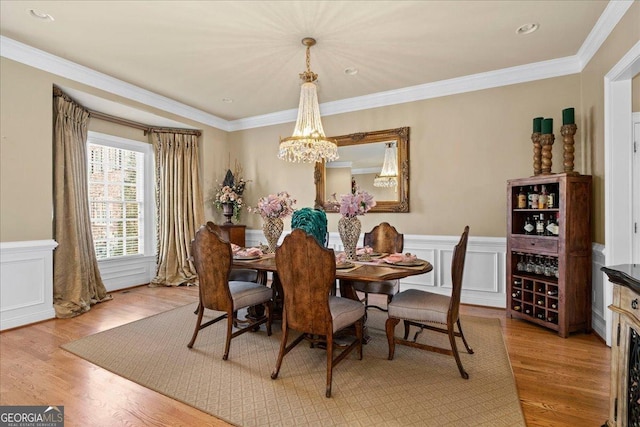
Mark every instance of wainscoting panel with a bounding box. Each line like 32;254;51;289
248;230;508;308
0;240;57;331
97;255;156;292
402;234;507;308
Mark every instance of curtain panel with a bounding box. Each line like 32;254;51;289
52;88;111;318
150;131;204;287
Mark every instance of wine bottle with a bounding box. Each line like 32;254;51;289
536;213;545;235
551;213;559;236
547;315;557;323
517;187;527;209
550;302;558;310
536;299;545;306
547;288;558;296
537;313;545;320
524;217;534;235
530;185;539;209
545;215;554;236
512;290;522;298
524;307;532;315
513;305;522;312
546;190;555;209
538;185;547;209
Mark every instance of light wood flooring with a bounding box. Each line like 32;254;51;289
0;285;610;426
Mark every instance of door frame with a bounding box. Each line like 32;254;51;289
604;41;640;345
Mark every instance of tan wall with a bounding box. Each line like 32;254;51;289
579;1;640;244
0;57;228;242
228;75;581;237
2;3;638;243
0;59;54;241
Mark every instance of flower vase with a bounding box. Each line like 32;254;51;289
222;202;234;225
338;216;361;260
263;217;284;253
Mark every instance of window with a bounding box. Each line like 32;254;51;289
87;132;154;260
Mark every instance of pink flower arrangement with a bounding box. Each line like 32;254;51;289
251;191;297;219
339;189;376;218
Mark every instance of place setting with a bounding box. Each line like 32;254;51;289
335;252;360;271
231;244;264;261
380;252;427;268
350;249;428;269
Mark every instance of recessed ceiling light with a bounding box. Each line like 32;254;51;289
344;67;358;76
29;9;54;21
222;98;233;103
516;23;539;35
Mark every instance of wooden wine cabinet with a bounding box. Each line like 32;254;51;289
506;173;592;337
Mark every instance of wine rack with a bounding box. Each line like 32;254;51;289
506;173;592;337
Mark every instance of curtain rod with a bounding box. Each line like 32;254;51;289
88;109;150;133
88;109;202;137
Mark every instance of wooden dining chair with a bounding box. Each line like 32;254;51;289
206;221;259;282
352;222;404;311
271;228;365;397
385;226;474;379
188;223;272;360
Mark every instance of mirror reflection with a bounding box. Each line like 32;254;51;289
315;127;409;213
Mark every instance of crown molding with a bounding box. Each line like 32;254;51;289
0;36;230;131
577;0;635;69
230;55;581;131
1;0;631;133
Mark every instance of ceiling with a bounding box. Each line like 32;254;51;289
0;1;612;127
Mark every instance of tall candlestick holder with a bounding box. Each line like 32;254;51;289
561;123;578;174
531;132;542;176
540;133;555;175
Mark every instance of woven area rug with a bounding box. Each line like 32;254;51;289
62;303;525;426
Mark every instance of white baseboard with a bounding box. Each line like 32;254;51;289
0;240;58;331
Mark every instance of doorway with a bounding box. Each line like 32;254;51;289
604;44;640;346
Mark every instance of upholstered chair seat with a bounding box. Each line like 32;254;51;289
387;289;450;324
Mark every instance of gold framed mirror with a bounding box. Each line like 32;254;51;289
314;127;409;213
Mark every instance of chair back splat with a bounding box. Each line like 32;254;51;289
352;222;404;312
363;222;404;255
188;223;272;360
272;228;364;397
276;229;334;334
448;226;469;325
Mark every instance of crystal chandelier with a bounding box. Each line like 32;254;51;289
373;142;398;188
278;38;338;163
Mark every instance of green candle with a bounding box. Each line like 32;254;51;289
541;118;553;134
533;117;543;133
562;108;575;125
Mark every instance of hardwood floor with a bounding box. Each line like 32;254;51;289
1;285;610;426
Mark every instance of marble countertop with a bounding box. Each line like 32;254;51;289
601;264;640;294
